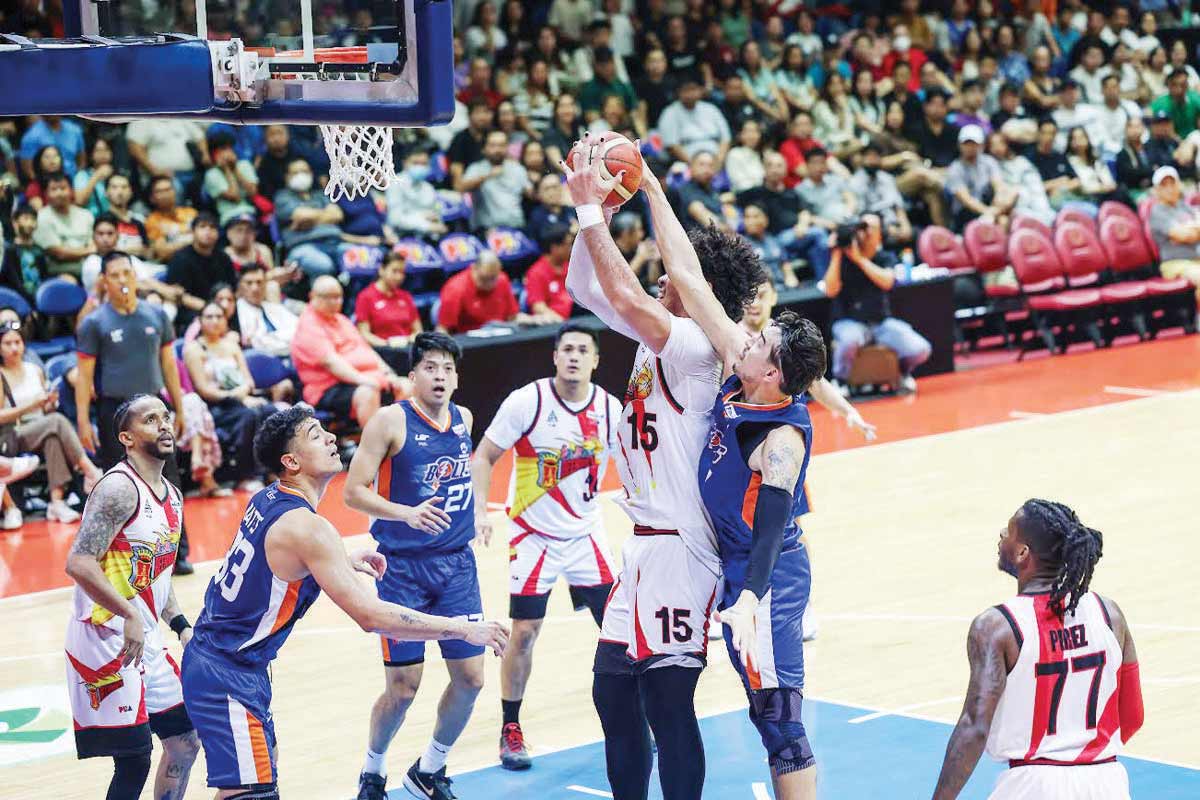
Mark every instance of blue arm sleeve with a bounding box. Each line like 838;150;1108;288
744;484;793;600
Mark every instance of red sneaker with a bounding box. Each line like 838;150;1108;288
499;722;532;771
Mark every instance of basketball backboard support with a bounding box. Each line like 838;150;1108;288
0;0;454;127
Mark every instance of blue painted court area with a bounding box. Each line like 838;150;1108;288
420;699;1200;799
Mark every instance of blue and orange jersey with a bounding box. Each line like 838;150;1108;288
371;399;475;554
698;376;813;564
191;483;321;668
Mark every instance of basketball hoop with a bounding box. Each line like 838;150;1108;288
272;46;397;201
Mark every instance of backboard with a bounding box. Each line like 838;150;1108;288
0;0;455;127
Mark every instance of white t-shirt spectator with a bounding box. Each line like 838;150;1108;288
1052;103;1104;152
658;100;732;161
1094;99;1143;156
548;0;595;42
463;159;529;229
237;297;300;358
1069;65;1113;105
126;120;206;175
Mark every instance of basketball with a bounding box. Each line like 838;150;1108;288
568;133;644;209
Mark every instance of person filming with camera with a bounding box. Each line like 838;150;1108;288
822;215;931;395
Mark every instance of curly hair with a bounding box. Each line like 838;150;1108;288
773;312;827;396
1017;499;1104;618
686;225;766;324
253;405;316;474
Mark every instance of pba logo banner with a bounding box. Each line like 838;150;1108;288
0;685;73;766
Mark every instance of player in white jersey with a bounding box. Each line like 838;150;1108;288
562;132;766;800
63;395;199;800
932;499;1144;800
472;321;621;770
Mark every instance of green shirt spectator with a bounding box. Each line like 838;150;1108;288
1151;69;1200;138
579;47;637;122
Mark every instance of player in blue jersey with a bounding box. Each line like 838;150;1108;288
343;332;485;800
181;406;508;800
640;169;829;800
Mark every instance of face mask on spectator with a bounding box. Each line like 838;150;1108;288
288;172;313;192
407;164;431;182
864;164;879;177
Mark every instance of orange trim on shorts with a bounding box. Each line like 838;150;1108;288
245;709;273;783
741;473;762;529
745;654;764;690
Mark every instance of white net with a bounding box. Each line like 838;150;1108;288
295;65;396;202
317;123;395;202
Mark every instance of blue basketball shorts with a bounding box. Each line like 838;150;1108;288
721;542;811;691
377;545;485;665
180;644;277;790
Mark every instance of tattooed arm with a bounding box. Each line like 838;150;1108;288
932;609;1016;799
718;425;806;672
64;473;145;665
277;509;509;655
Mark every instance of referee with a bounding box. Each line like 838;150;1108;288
75;251;193;573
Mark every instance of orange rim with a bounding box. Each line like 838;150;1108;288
249;45;369;63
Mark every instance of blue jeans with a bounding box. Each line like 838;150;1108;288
831;317;932;380
286;240;342;277
777;227;832;280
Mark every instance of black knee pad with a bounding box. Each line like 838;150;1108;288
748;688;816;774
107;753;152;800
224;786;280;800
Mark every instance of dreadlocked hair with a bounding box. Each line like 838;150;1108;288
1019;499;1104;618
686;225;767;323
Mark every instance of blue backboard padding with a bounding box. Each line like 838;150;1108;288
0;39;215;116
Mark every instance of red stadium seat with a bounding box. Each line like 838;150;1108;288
1053;221;1105;288
1054;207;1095;232
1099;216;1197;336
917;226;973;275
957;219;1021;349
963;219;1016;296
1011;215;1053;241
1097;201;1138;227
1138;196;1155;223
1009;228;1104;355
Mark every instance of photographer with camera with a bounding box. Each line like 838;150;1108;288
823;215;931;395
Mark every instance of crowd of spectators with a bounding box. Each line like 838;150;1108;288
2;1;1200;521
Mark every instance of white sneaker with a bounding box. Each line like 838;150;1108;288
46;500;81;523
2;506;23;530
898;375;917;394
802;606;819;642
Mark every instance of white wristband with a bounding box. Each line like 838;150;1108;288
576;204;605;230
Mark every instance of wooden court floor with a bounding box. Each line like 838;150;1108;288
2;346;1198;797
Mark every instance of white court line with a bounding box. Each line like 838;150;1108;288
848;696;961;724
752;782;772;800
567;787;613;798
1007;410;1045;419
1104;385;1168;397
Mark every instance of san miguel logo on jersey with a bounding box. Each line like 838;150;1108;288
128;532;178;593
67;653;124;711
422;455;471;491
534;439;603;492
624;361;653;406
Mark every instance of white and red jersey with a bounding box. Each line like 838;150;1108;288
616;318;723;571
484;378;621;540
987;591;1125;766
70;461;184;635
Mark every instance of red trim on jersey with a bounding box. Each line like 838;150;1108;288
590;535;614;584
632;525;679;536
269;580;303;635
1009;756;1116;768
120;459;171;506
602;577;621;618
66;651;124;683
549;380;596;415
510;530;535;549
741;473;762;530
700;586;717;657
521;547;550;595
1116;661;1143;744
407;399;451;432
512;516;566;541
1024;594;1066;760
655;358;684;414
164;652;181;679
632;569;653;660
1074;683;1121;763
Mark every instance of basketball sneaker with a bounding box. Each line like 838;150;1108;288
403;759;458;799
499;722;532;770
356;771;387;800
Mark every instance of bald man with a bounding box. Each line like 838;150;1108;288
291;275;410;426
436;251;535;334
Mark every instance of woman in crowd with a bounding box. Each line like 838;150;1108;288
738;40;788;124
1066;127;1123;207
496;100;528;159
354;252;422;373
73;138;115;216
849;69;886;139
22;145;64;211
182;301;279;492
954;26;986;83
0;322;103;524
726;118;766;194
1168;39;1200;92
812;72;862;161
1142;46;1169;99
515;58;555;139
541;92;583;165
184;283;240;342
775;44;817;113
532;25;571;95
466;1;507;65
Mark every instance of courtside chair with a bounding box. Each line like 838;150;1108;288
1054;221;1149;342
1010;214;1053;241
1008;228;1105;357
1097;200;1139;227
1098;216;1197;337
917;226;981;349
32;278;87;358
0;287;31;319
963;218;1026;348
1054;207;1095;232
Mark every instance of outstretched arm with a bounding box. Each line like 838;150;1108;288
932;609;1014;800
284;512;508;655
641;166;749;368
561;134;673;353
